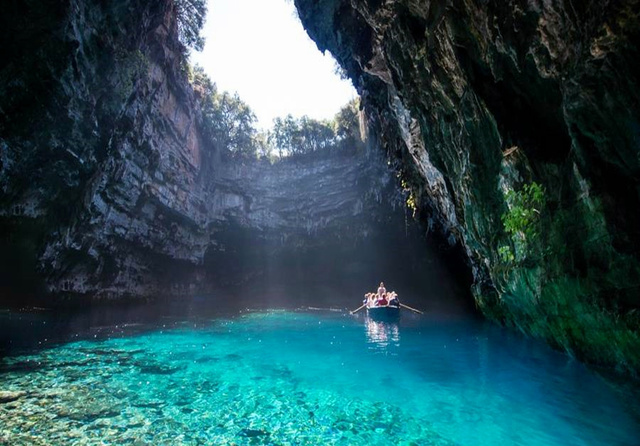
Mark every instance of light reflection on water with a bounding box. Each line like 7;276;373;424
365;317;400;350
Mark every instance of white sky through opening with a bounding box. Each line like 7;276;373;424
190;0;357;129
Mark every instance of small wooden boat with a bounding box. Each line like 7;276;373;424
365;291;401;321
351;290;422;317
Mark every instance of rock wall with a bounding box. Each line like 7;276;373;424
1;0;208;300
0;0;396;302
294;0;640;374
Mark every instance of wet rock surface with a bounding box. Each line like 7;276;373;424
294;0;640;373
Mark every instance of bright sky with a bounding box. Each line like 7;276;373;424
190;0;357;129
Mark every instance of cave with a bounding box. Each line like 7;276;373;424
1;0;639;443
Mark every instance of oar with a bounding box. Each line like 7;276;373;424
350;303;366;315
400;303;424;314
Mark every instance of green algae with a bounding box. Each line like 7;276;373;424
487;185;640;375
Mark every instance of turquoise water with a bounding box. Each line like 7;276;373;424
1;310;638;445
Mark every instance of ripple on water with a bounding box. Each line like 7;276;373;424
0;311;638;446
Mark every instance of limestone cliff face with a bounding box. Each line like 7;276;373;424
0;0;395;301
1;0;208;299
294;0;640;373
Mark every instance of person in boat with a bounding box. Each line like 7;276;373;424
376;282;389;307
388;291;399;306
377;282;387;298
376;282;389;306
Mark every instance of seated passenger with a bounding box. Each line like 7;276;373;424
365;292;376;306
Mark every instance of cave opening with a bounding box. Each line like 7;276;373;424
2;0;640;443
164;0;476;314
0;0;476;321
190;0;357;130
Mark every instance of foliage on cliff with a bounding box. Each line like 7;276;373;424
190;66;259;159
174;0;207;51
271;100;363;158
190;65;362;160
499;182;546;263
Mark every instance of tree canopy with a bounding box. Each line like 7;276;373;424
191;66;259;159
175;0;207;52
270;100;363;158
190;66;363;161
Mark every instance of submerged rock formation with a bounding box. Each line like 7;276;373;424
0;0;398;301
294;0;640;373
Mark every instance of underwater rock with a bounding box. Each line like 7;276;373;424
136;362;184;375
56;404;120;422
0;390;26;403
238;428;270;438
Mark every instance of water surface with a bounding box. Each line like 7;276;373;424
0;309;638;445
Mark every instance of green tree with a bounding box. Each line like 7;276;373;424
334;98;363;152
335;99;359;139
191;66;259;159
212;92;258;158
271;115;298;157
175;0;207;51
254;131;274;161
271;114;336;157
190;66;364;161
190;65;215;97
298;116;335;154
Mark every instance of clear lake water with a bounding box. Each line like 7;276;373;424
1;304;639;445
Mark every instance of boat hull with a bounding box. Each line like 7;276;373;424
366;305;400;321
